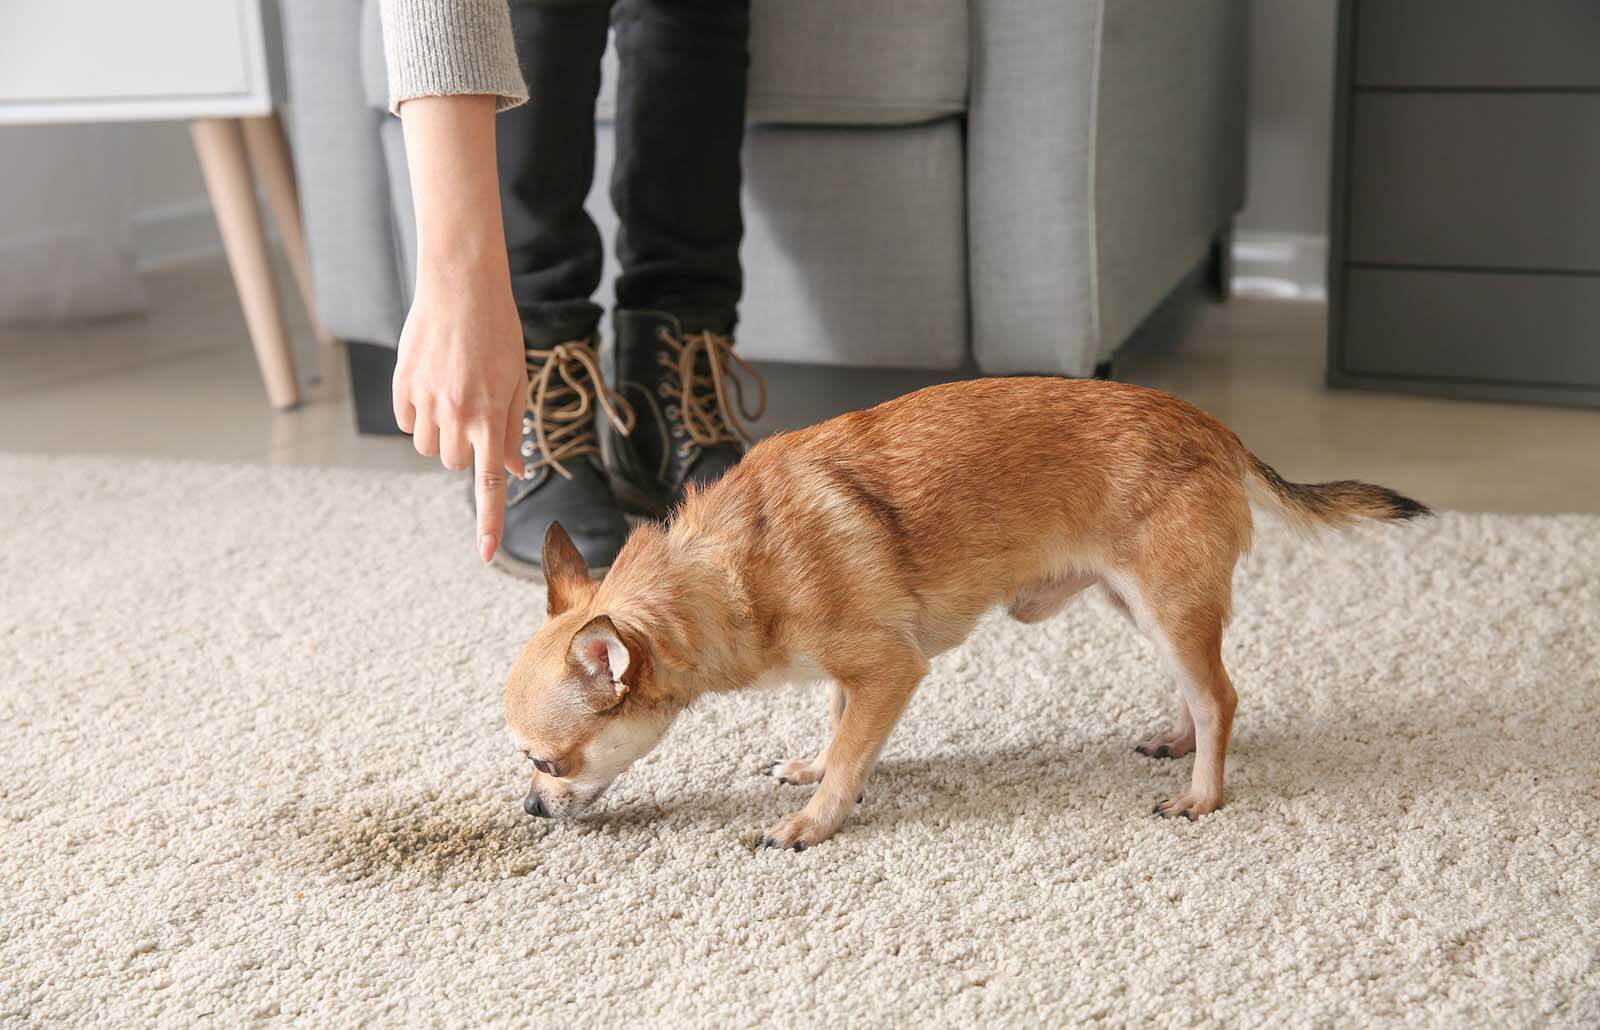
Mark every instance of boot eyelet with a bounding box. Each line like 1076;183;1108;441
657;384;671;399
521;443;534;457
671;427;684;439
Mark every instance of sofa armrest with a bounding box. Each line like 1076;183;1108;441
968;0;1106;378
280;0;408;347
1092;0;1249;349
967;0;1249;377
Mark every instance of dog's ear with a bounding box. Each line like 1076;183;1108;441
543;522;590;615
569;614;637;710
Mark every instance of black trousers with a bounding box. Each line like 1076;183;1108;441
497;0;750;343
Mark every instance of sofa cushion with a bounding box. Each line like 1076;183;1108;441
602;0;968;126
365;0;969;126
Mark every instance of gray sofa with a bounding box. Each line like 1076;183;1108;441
281;0;1248;430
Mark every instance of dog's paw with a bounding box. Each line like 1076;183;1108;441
1152;791;1222;821
1134;731;1195;759
761;757;823;786
758;809;838;852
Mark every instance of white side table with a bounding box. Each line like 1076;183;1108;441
0;0;332;410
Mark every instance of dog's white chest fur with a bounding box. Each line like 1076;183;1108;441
750;655;829;691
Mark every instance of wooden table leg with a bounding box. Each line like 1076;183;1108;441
241;113;338;350
191;117;300;410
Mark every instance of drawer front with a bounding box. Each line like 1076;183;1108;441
0;0;254;105
1355;0;1600;88
1341;269;1600;388
1347;94;1600;272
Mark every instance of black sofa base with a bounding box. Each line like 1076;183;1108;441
346;340;403;436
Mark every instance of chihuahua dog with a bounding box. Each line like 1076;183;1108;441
506;377;1427;850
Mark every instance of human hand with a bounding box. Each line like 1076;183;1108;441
392;258;527;562
392;94;526;562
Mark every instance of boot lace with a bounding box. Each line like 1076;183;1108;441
523;340;635;479
654;329;767;457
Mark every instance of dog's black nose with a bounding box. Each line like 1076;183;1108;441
523;793;549;818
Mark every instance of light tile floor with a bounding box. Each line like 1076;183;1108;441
3;257;1597;514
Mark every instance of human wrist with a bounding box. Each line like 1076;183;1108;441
415;231;509;291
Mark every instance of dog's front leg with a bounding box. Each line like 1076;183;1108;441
763;683;844;785
760;646;927;851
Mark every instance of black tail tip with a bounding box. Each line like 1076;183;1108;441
1384;491;1432;521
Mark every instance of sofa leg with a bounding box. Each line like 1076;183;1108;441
1205;223;1234;303
191;117;300;410
240;113;339;350
1093;360;1114;381
345;341;403;436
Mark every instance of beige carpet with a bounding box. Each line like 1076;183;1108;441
2;454;1597;1026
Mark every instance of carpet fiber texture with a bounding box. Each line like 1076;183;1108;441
2;454;1597;1026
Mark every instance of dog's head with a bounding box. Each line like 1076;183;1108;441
505;523;676;819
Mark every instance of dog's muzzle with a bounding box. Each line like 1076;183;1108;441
523;792;550;819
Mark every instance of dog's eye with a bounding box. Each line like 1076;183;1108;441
531;758;558;777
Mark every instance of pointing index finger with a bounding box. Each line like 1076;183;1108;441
472;419;508;562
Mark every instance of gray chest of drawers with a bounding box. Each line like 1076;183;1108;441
1328;0;1600;408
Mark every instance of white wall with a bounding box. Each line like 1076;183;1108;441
0;120;218;321
0;120;214;266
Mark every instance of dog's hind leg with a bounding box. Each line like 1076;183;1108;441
1149;614;1235;819
1134;704;1197;760
1101;583;1197;759
763;682;844;786
1111;568;1238;819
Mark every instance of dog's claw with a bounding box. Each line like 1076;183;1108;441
792;841;806;852
1154;793;1218;820
1136;735;1195;760
762;758;827;787
761;762;778;777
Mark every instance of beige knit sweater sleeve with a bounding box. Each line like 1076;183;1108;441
379;0;529;115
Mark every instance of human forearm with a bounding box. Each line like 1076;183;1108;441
399;94;508;283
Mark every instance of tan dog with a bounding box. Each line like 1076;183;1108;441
505;377;1427;850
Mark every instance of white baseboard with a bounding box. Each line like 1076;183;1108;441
131;196;289;273
131;199;224;271
0;227;149;323
1231;231;1327;302
0;197;273;323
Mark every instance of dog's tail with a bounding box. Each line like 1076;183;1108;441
1243;451;1431;535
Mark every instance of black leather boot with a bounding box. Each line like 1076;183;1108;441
489;335;636;578
607;309;766;516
